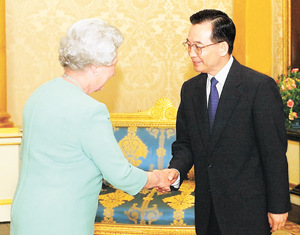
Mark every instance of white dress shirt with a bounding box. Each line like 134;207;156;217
206;55;234;105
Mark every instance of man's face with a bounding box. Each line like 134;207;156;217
187;22;224;76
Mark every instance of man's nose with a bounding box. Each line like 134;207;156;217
188;46;198;57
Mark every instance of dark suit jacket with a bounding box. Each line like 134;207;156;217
169;58;291;235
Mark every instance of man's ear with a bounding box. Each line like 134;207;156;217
219;41;229;56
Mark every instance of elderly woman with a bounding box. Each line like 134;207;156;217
10;19;173;235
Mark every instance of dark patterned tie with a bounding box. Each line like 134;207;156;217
208;77;219;132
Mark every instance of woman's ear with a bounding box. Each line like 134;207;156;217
219;41;229;56
90;64;99;76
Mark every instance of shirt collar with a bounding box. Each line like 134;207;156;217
207;55;233;85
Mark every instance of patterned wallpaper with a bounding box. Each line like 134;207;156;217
5;0;285;127
5;0;233;127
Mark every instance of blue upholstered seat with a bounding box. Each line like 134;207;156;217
95;127;195;226
94;98;196;234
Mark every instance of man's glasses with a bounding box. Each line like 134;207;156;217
182;41;223;55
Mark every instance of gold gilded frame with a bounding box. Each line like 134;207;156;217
109;97;176;128
94;97;195;234
283;0;291;72
0;199;12;205
94;224;195;235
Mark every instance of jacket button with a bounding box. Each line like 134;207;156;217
208;163;213;168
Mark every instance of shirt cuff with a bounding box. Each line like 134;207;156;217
171;169;180;188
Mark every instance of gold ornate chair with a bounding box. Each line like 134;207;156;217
94;97;195;235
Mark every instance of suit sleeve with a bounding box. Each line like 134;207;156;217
80;102;147;196
169;83;194;186
253;76;291;213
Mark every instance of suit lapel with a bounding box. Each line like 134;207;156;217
210;59;242;149
192;74;211;151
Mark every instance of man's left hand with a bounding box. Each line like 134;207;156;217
268;212;288;232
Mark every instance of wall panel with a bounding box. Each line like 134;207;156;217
6;0;233;127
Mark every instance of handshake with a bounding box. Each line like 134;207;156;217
144;169;179;193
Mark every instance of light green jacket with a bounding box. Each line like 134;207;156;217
10;78;147;235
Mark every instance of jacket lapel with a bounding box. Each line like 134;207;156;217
210;59;242;149
192;74;211;151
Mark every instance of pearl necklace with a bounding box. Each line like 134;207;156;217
63;73;83;90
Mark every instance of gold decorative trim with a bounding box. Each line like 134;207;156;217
0;127;21;134
94;223;195;235
0;135;22;139
0;141;21;146
283;0;291;73
0;199;12;205
110;97;176;128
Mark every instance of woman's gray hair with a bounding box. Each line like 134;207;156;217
59;18;123;70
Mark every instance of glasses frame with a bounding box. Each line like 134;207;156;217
182;41;223;55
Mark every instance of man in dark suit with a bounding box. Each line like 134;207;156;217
163;9;291;235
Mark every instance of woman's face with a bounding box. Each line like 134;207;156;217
93;55;118;92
